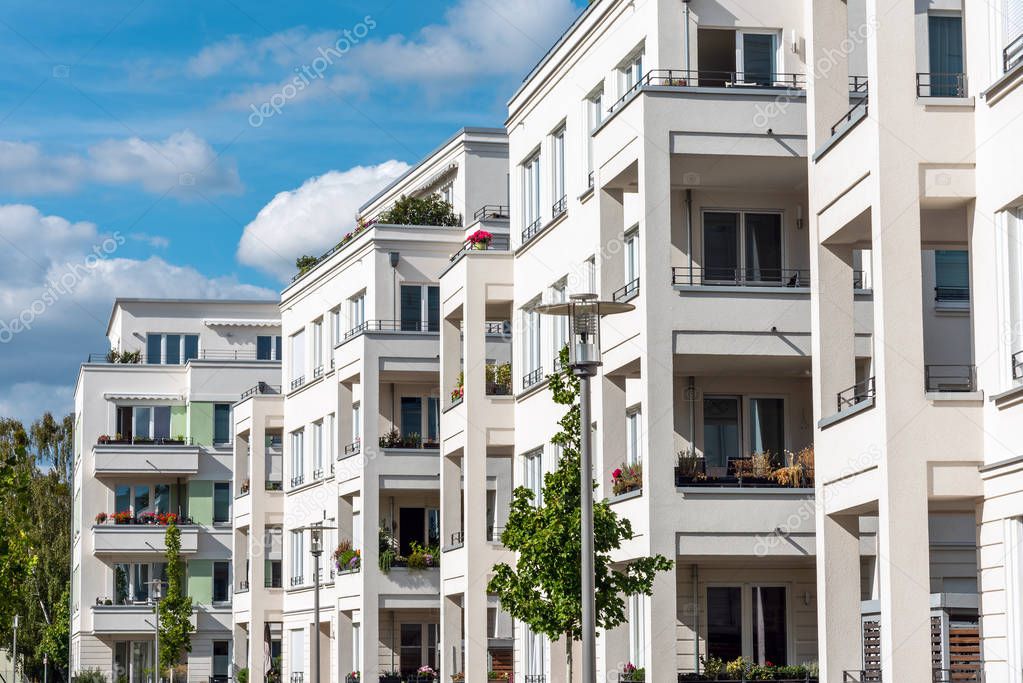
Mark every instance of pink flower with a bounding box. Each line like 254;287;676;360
612;468;622;480
467;229;493;244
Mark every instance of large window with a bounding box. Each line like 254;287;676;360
312;319;323;370
214;404;231;444
400;397;423;442
212;641;230;678
928;14;964;96
114;641;155;683
145;333;199;365
119;405;171;441
256;335;282;361
524;305;541;376
625;228;640;285
935;250;969;302
619;51;644;95
626;408;642;467
525;625;547;678
399;623;438;677
707;587;743;662
586;87;604;182
290;530;305;584
311;420;324;476
115;484;171;517
213;482;231;524
703;211;783;283
552;125;566;212
212;562;230;603
289;629;305;676
523;448;544;506
400;285;440;331
707;585;788;665
1006;0;1023;71
290;329;305;383
290;429;305;487
264;526;283;588
740;32;777;85
113;562;167;604
703;397;740;469
629;593;646;668
349;293;366;332
749;398;785;459
522;152;542;234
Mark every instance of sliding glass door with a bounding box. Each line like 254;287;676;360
741;33;776;85
703;397;740;469
928;15;963;96
703;211;783;284
707;585;789;666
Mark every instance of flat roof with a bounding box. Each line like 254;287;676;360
508;2;594;108
105;297;280;337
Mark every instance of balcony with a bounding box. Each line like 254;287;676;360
916;72;967;98
674;448;814;490
612;278;639;303
92;604;197;634
522;367;544;392
837;376;876;412
92;523;199;555
240;382;281;400
342;319;439;343
925;364;976;393
87;349;277;364
449;232;511;265
1007;33;1023;73
93;441;200;476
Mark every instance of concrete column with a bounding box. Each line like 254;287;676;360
358;356;381;679
250;413;268;683
337;611;353;680
440;595;462;679
462;264;491;683
815;513;861;681
813;243;857;413
806;0;852;148
597;188;625;299
441;455;461;546
234;624;248;679
599;374;627;499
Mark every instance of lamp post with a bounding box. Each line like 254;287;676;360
535;293;634;683
12;614;19;683
295;522;336;683
149;579;164;683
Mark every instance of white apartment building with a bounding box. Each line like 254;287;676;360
232;128;510;683
70;299;282;683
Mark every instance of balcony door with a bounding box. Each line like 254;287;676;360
928;14;963;96
703;211;782;284
703;396;740;470
707;585;789;666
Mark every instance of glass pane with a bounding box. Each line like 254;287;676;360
707;586;743;662
400;624;423;676
213;563;230;602
750;398;785;460
744;213;782;282
115;485;131;513
743;33;775;84
133;564;150;602
131;641;153;683
703;398;740;469
213;641;230;677
428;508;440;546
752;586;788;665
427;398;439;443
165;334;181;365
153;406;171;440
134;486;150;514
257;336;272;360
183;335;199;361
114;564;130;604
703;212;740;281
401;285;423;331
935;250;969;299
146;334;162;364
154;484;170;514
428;286;440;332
214;404;231;444
400;397;422;441
134;407;152;440
214;483;230;523
275;336;282;360
928;16;963;96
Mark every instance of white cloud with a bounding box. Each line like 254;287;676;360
129;233;170;248
0;130;243;198
188;27;344;78
187;35;249;77
0;204;275;422
236;160;410;281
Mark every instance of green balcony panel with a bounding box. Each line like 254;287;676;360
171;405;187;440
188;480;213;525
189;402;214;447
187;559;213;604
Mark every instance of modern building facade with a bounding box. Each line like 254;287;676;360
70;299;282;683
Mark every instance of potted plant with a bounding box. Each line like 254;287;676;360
404;431;422;449
674;448;706;486
95;512;108;524
112;510;133;525
411;665;437;682
486;672;509;680
732;452;777;486
379;428;403;449
97;434;111;444
467;229;494;249
449;674;464;682
378;671;401;683
620;663;644;681
345;673;360;683
240;478;251;494
611;462;643;495
334;539;361;573
406;541;439;570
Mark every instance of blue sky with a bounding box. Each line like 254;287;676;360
0;0;585;422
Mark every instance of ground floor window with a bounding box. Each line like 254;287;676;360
706;585;788;665
114;641;154;683
212;641;230;680
398;623;438;677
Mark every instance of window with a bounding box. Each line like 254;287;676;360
552;125;566;211
312;319;323;370
114;562;167;604
257;335;283;361
439;182;454;206
290;429;305;487
290;530;305;584
352;403;362;445
935;250;969;303
114;641;155;683
212;562;230;603
400;397;423;441
290;629;305;675
522;151;542;235
525;625;547;677
740;32;777;85
619;51;644;95
524;305;541;375
707;587;743;662
626;408;642;467
703;397;740;469
214;482;231;524
349;293;366;332
330;308;341;346
121;405;171;441
586;87;604;181
703;211;783;283
214;404;232;444
184;335;199;362
749;398;784;458
551;281;568;357
264;526;283;588
427;398;439;444
290;329;305;383
629;593;646;668
352;624;361;673
524;449;544;506
400;285;440;331
625;228;640;285
165;335;182;365
398;624;438;677
326;413;336;461
311;421;324;475
928;14;964;95
1006;0;1023;71
212;641;230;678
707;585;789;665
752;586;788;665
144;333;199;365
584;256;597;294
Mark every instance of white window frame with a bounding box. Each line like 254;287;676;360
330;308;341;347
585;87;604;182
524;623;547;677
352;402;362;446
704;582;793;665
326;413;335;462
523;448;544;506
625;226;640;284
290;329;305;383
1005;517;1023;679
551;125;566;209
348;293;366;332
701;208;786;283
618;50;644;96
523;303;542;376
735;29;781;85
626;407;642;467
628;593;646;668
311;420;323;476
522;150;542;234
290;429;305;486
312;319;323;370
550;280;568;358
290;531;305;584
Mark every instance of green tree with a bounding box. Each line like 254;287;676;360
295;255;319;276
158;522;194;675
377;194;461;227
488;349;672;679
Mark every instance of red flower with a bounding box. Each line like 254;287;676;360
612;468;622;480
467;229;493;244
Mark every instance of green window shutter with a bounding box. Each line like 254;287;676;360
189;402;214;447
188;480;214;525
170;406;187;440
187;559;213;604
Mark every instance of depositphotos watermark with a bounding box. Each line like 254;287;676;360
0;231;126;344
248;16;376;128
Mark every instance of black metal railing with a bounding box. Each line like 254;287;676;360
522;217;543;244
237;580;249;592
265;480;283;491
850;75;869;94
925;364;976;392
606;68;806;114
96;436;195;446
587;171;594;188
524;676;547;683
290;475;304;488
340;441;361;459
522;367;545;390
312;364;324;379
344;674;359;683
240;382;280;400
672;265;810;287
312;468;324;480
552;195;567;219
830;96;869;136
87;348;278;364
1014;350;1023;380
917;72;967;97
343;319;439;341
935;286;969;302
1006;32;1023;73
289;576;304;587
290;673;304;683
290;376;305;391
613;278;640;302
485;320;511;336
617;674;644;683
932;666;982;682
473;204;510;222
208;676;230;683
450;530;464;546
837;376;876;411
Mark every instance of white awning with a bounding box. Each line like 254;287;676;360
103;392;183;401
202;319;281;328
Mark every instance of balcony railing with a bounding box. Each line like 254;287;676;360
290;376;305;391
524;676;547;683
450;233;511;261
917;72;967;97
473;204;510;222
672;265;869;289
237;580;249;592
522;217;543;244
606;68;807;114
830;95;869;136
925;364;976;393
265;479;283;491
87;349;278;364
613;278;640;302
343;319;439;341
1014;350;1023;380
312;364;325;379
339;440;361;459
450;530;464;546
240;382;280;400
290;475;305;488
935;286;969;302
290;673;304;683
587;171;594;189
289;575;304;587
312;468;324;480
837;376;876;411
1005;33;1023;73
522;367;545;391
552;195;567;219
485;320;511;336
96;436;195;446
617;674;644;683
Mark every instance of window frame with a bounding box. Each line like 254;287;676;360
521;150;542;233
701;208;786;284
705;582;792;666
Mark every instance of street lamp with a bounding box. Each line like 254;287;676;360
149;579;164;683
534;292;634;683
294;521;336;683
12;614;19;683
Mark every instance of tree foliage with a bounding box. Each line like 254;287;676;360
158;522;194;673
295;255;319;276
377;194;461;227
488;348;672;671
